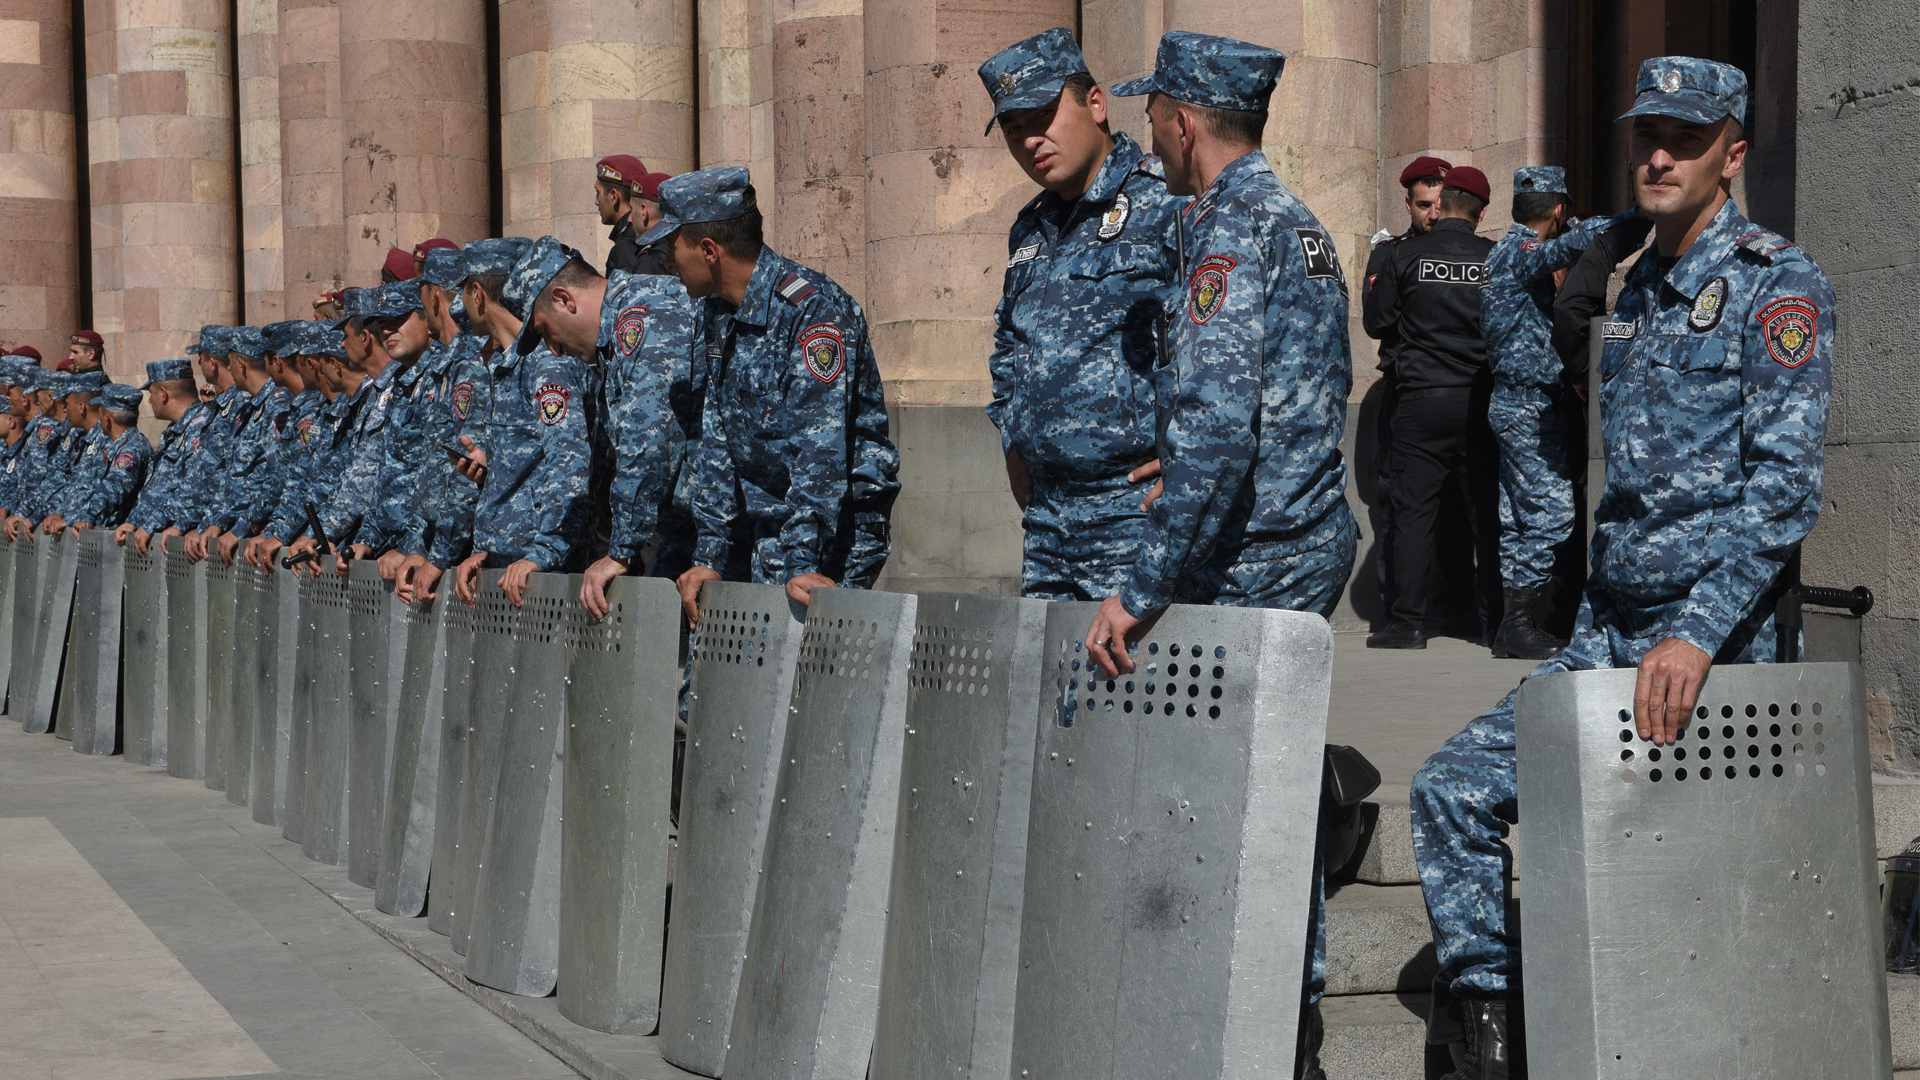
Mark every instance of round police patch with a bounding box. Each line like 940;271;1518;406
112;450;136;470
1660;68;1682;93
615;305;649;353
1756;296;1818;369
296;417;317;448
450;381;474;420
1188;255;1236;325
536;382;569;425
1097;193;1131;241
798;324;845;384
1689;276;1728;332
34;425;51;446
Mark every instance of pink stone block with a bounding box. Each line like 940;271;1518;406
863;231;1005;327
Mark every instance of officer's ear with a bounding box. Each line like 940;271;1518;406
699;236;724;269
1085;85;1108;127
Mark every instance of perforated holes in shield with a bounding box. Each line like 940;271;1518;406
1618;699;1828;782
911;621;995;698
1055;638;1230;728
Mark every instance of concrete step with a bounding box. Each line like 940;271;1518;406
1325;881;1434;996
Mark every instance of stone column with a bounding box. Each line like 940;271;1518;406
1080;0;1161;146
240;0;285;322
769;0;863;301
0;0;80;359
696;0;770;181
498;0;550;238
1469;0;1567;226
85;0;239;380
278;0;343;312
338;0;489;282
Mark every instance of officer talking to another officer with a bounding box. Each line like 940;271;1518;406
598;155;675;277
1409;58;1834;1080
976;26;1183;602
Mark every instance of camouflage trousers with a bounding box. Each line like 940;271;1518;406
1020;473;1154;602
1409;598;1783;995
1487;387;1575;591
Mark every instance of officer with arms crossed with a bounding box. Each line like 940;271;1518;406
1409;58;1834;1079
977;26;1183;601
1082;33;1359;1080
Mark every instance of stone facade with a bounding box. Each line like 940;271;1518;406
0;0;81;361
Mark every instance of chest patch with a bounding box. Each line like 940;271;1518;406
1097;193;1131;241
1756;296;1819;369
799;323;846;384
1296;229;1344;285
1602;319;1638;342
537;382;569;425
1417;258;1488;286
450;381;474;420
1689;276;1728;332
112;450;137;470
1008;243;1041;268
33;425;51;447
296;417;317;448
1188;255;1236;325
615;305;649;353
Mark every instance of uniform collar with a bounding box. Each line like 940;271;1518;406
1187;150;1268;224
213;385;242;410
1506;222;1539;239
1661;198;1746;301
596;272;633;355
1080;132;1146;206
367;358;402;389
609;214;635;244
1431;217;1478;235
732;245;790;329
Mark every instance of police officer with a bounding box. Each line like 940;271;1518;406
198;326;294;564
598;155;675;276
242;322;328;568
1082;37;1357;1078
271;322;365;574
0;359;38;514
66;330;105;374
42;383;150;534
118;358;207;556
1480;168;1649;658
1410;59;1833;1079
358;278;444;574
24;372;108;534
1364;165;1501;649
977;27;1183;601
182;327;276;561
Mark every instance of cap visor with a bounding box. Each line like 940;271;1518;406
1617;90;1725;126
635;214;683;248
984;81;1068;135
1107;74;1157;97
513;320;544;357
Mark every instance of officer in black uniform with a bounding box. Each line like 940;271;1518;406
598;155;675;277
1363;165;1501;649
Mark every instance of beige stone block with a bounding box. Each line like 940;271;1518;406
276;6;337;64
865;147;1025;244
189;154;233;203
550;40;635;104
118;241;198;290
552;209;607;264
438;98;490;160
496;0;545;59
240;158;279;204
1166;0;1300;50
607;97;693;170
862;64;987;158
239;116;279;165
183;68;232;117
1274;143;1375;242
240;75;279;121
1427;0;1472;65
499;105;548;170
340;0;483;47
631;39;694;102
863;231;1003;327
503;160;552;231
0;18;41;65
145;26;226;75
0;148;70;200
770;0;858;23
158;284;237;328
867;317;994;389
237;0;275;36
615;0;692;47
0;281;49;329
278;117;339;178
117;113;232;162
114;68;186;115
502;49;548;113
237;31;276;78
1270;55;1377;151
109;156;187;202
1302;0;1375;65
275;60;335;120
1081;0;1161;88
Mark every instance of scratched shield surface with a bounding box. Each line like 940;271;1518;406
450;570;513;957
0;535;15;711
7;534;38;718
346;561;408;887
725;587;919;1080
24;534;79;735
1516;663;1891;1079
251;566;301;826
428;593;476;937
377;593;449;918
69;531;125;756
121;542;169;767
658;581;807;1078
202;552;236;788
1009;602;1334;1080
163;538;208;780
282;574;316;844
226;563;261;806
301;569;354;866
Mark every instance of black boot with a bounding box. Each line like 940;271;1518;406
1440;996;1524;1080
1294;1000;1326;1080
1490;587;1565;659
1366;621;1427;649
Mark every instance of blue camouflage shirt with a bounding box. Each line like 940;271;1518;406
359;354;441;553
207;383;292;533
598;270;699;567
0;434;27;511
419;335;490;566
173;387;249;530
470;342;597;570
262;389;330;543
1590;199;1834;655
128;400;215;532
70;427;152;527
1482;212;1635;391
14;417;72;521
319;360;403;547
1120;150;1354;618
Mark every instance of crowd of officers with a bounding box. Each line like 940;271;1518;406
0;27;1834;1080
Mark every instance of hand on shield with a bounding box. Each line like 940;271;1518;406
1633;636;1712;745
676;565;722;625
114;523;136;547
39;514;66;536
453;552;487;606
500;558;539;608
786;572;835;608
217;531;242;564
1085;594;1145;676
580;555;628;620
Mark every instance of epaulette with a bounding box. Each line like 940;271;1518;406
775;272;818;305
1136;154;1166;180
1369;228;1395;247
1736;227;1795;261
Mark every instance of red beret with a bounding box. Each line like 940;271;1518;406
1442;166;1491;203
596;155;648;190
10;346;42;362
313;291;340;309
1399;156;1452;187
632;172;671;201
383;247;417;281
412;238;458;259
70;329;103;347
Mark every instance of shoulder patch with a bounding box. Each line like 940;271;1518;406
1756;296;1819;369
112;450;137;470
615;304;649;353
1097;192;1131;241
775;273;818;305
536;382;570;425
798;323;845;384
1296;229;1345;286
1008;242;1041;268
1689;277;1728;332
1188;254;1236;324
296;416;317;448
1521;238;1543;252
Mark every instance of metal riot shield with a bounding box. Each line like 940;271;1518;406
251;565;300;825
375;593;448;917
70;531;126;756
658;582;808;1076
0;535;15;709
8;533;40;717
301;569;353;866
450;570;513;956
281;573;315;843
428;593;476;936
163;538;208;779
725;588;919;1080
202;553;236;788
464;571;569;997
1516;663;1891;1079
51;592;79;741
1008;603;1334;1080
557;575;680;1034
121;542;168;766
870;593;1049;1080
25;533;79;734
346;561;407;888
226;561;260;805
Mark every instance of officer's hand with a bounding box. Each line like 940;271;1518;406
786;573;834;609
183;528;209;561
40;514;66;536
1129;459;1165;511
132;528;151;556
453;553;486;606
286;535;319;568
1633;637;1712;746
198;384;216;403
500;558;539;608
114;523;136;547
350;543;371;562
68;523;88;537
581;556;628;620
402;558;444;604
3;517;23;542
393;554;426;601
1005;450;1033;511
452;436;488;485
158;526;183;554
1084;595;1145;676
677;565;722;625
376;549;406;583
243;535;264;567
217;531;242;564
333;550;352;577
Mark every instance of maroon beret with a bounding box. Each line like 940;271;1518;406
383;247;417;281
10;345;42;362
70;329;103;347
632;172;671;201
596;155;648;191
412;238;458;260
1398;156;1452;187
1442;166;1491;203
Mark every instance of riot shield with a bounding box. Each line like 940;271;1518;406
375;593;448;917
202;553;236;788
464;571;569;996
51;597;78;740
450;570;512;956
25;533;79;734
870;593;1049;1080
282;573;315;843
301;568;353;866
120;542;169;766
251;564;300;826
724;588;919;1080
163;538;208;779
0;535;16;709
557;575;680;1033
7;533;40;717
225;561;260;805
427;588;476;936
1007;603;1334;1080
70;531;126;755
1516;663;1891;1079
346;561;407;888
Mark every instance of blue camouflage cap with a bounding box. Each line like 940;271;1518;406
307;320;347;359
65;370;109;396
421;246;467;292
502;236;584;352
1513;166;1567;195
1109;31;1284;112
460;237;533;281
262;320;305;357
635;166;757;247
449;288;471;333
1619;56;1750;129
978;28;1089;136
230;325;267;359
373;279;425;319
186;325;231;357
143;358;195;386
99;383;143;411
38;371;70;397
0;357;38;388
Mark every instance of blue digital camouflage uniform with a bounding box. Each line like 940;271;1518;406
0;399;24;514
354;286;439;554
206;382;292;535
596;269;699;577
171;382;251;532
128;386;216;534
1411;58;1832;999
260;324;346;544
416;333;488;566
69;385;152;527
315;284;417;547
1482;183;1639;590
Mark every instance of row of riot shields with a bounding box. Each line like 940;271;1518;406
1;525;1892;1079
